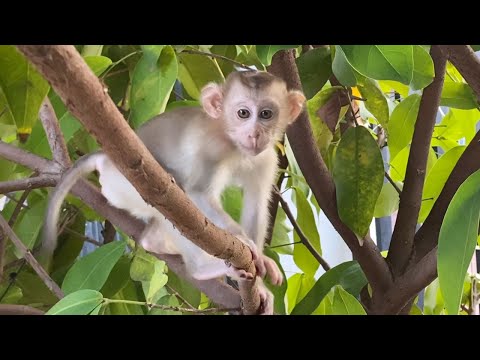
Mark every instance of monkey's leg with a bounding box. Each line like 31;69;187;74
140;216;180;255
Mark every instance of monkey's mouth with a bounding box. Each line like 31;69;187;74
238;143;265;156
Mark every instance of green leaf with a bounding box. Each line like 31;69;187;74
440;82;478;110
424;278;445;315
165;100;200;112
296;47;332;99
221;186;243;223
84;56;112;76
149;294;182;315
357;77;389;128
373;181;400;218
107;280;145;315
15;271;58;305
210;45;238;75
51;212;86;273
89;304;103;315
332;46;361;87
256;45;297;66
130;45;178;128
419;146;465;223
387;94;422;160
333;126;384;239
292;186;321;276
409;303;423;315
0;285;22;304
340;45;414;85
411;45;434;90
46;289;103;315
130;249;168;303
81;45;104;57
438;169;480;315
12;197;47;257
177;51;225;100
390;145;437;183
263;248;287;315
307;86;345;159
235;46;266;71
291;261;367;315
100;256;132;298
166;271;201;308
286;273;316;314
0;45;50;138
270;206;293;255
377;80;410;100
62;240;126;295
330;285;367;315
432;109;479;152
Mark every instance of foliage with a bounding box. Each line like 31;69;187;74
1;45;479;315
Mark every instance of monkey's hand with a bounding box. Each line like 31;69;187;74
234;234;283;286
255;254;283;286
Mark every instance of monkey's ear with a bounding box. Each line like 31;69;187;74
287;90;306;123
201;83;223;119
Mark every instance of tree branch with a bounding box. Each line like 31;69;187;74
0;138;241;309
387;45;447;276
273;187;331;271
439;45;480;101
0;214;64;299
0;175;59;194
0;304;45;315
17;45;258;314
0;140;61;175
268;49;392;293
39;97;71;167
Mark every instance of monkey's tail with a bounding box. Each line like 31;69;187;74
42;152;105;259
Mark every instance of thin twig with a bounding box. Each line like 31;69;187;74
273;186;331;271
104;298;238;314
0;259;26;302
8;189;31;227
63;228;103;247
0;214;64;299
2;193;30;209
267;241;301;249
0;304;44;315
0;175;59;194
384;172;402;196
181;49;255;71
165;284;196;310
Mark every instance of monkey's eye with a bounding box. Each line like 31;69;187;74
237;109;250;119
259;109;273;120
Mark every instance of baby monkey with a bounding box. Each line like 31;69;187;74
44;70;306;314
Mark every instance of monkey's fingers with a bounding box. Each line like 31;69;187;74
254;257;267;278
264;257;283;286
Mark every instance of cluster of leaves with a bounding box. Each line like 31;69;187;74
1;45;479;315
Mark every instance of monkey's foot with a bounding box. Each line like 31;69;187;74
255;255;283;286
224;261;255;281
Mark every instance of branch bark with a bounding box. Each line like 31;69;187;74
0;304;45;315
0;141;61;175
268;49;392;293
0;214;64;299
39;97;71;167
0;138;241;309
0;175;59;194
387;45;447;276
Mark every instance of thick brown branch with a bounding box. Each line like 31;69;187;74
265;149;288;245
273;187;331;271
0;141;241;309
387;46;447;276
268;49;392;293
0;214;64;299
17;45;258;314
0;175;59;194
39;97;71;167
439;45;480;101
0;304;45;315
